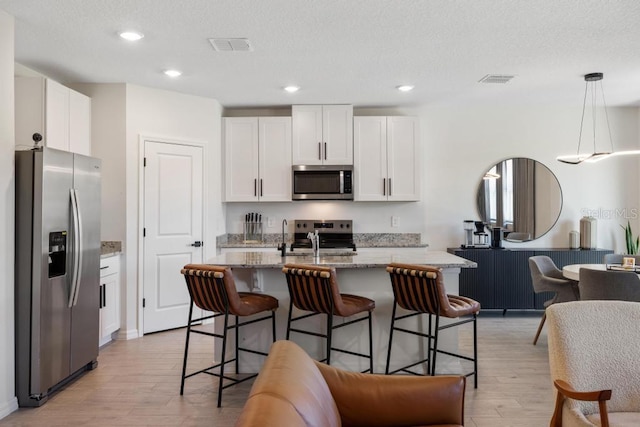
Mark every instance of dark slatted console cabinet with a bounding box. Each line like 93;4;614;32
447;248;614;310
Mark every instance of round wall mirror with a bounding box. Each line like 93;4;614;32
476;158;562;242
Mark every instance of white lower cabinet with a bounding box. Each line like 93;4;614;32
99;255;121;346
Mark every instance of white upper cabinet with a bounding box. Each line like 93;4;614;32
354;116;420;201
15;76;92;155
292;105;353;165
68;89;92;155
224;117;292;202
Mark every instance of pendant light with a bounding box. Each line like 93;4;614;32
557;72;640;164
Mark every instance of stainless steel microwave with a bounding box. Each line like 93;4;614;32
292;165;353;200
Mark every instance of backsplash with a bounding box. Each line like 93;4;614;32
217;233;424;248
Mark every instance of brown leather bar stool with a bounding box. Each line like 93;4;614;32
282;263;375;373
385;263;480;388
180;264;278;407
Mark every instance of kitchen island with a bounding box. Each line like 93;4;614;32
205;249;476;373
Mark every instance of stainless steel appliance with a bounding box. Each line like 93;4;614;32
290;219;356;251
461;220;489;248
292;165;353;200
15;147;101;407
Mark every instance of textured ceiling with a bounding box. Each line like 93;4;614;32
2;0;640;108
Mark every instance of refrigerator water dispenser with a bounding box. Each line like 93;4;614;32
48;231;67;278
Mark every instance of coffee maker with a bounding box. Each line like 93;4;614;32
461;220;490;248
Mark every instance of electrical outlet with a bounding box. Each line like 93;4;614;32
267;217;274;228
391;216;399;227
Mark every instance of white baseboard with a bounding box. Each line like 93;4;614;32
116;328;140;340
0;396;18;420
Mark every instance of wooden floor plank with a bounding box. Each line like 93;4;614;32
2;313;554;426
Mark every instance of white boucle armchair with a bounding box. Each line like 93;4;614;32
547;300;640;427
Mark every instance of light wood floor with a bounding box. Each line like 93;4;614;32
2;313;554;426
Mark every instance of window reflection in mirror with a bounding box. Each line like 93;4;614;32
477;158;562;242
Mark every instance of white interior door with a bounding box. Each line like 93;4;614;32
143;140;203;334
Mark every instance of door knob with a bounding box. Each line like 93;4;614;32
190;241;203;247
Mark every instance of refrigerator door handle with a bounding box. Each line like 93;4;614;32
68;188;84;308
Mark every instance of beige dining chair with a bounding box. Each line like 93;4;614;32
547;300;640;426
528;256;579;345
578;267;640;302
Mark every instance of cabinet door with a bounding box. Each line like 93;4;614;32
455;249;496;309
495;250;536;309
224;118;260;201
387;116;420;201
100;273;120;337
69;89;91;155
353;116;388;201
259;117;292;201
15;77;45;149
322;105;353;165
45;79;70;151
292;105;323;165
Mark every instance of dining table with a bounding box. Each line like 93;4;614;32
562;263;638;281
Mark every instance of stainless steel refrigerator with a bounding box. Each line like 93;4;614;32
15;147;101;407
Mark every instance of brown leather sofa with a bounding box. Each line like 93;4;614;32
235;340;466;427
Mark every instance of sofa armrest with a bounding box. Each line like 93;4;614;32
315;361;465;427
551;379;612;427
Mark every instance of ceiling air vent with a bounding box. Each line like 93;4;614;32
478;74;515;84
208;38;253;52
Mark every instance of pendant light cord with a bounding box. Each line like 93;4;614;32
600;80;615;153
576;81;588;156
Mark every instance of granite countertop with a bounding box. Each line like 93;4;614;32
205;249;476;269
101;241;122;257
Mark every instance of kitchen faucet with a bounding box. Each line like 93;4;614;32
278;219;288;256
307;229;320;257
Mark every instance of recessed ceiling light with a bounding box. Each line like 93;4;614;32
396;85;414;92
164;69;182;78
119;31;144;41
284;86;300;93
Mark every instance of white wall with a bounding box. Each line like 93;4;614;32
125;85;223;336
226;105;640;253
72;83;127;242
0;9;18;419
73;84;223;339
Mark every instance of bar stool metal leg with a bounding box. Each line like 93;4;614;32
180;302;195;395
385;302;398;375
217;312;230;408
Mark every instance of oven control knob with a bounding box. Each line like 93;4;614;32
346;224;350;228
340;224;344;228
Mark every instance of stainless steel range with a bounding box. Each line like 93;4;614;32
290;219;356;252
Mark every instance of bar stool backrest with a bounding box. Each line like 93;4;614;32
282;264;339;315
181;264;242;315
386;263;449;316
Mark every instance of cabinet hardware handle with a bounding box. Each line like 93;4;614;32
100;266;109;270
324;142;327;160
388;178;392;196
383;178;386;196
254;179;257;196
318;142;321;160
190;241;203;247
103;284;106;307
260;179;263;197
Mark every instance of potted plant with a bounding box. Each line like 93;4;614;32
623;220;639;255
